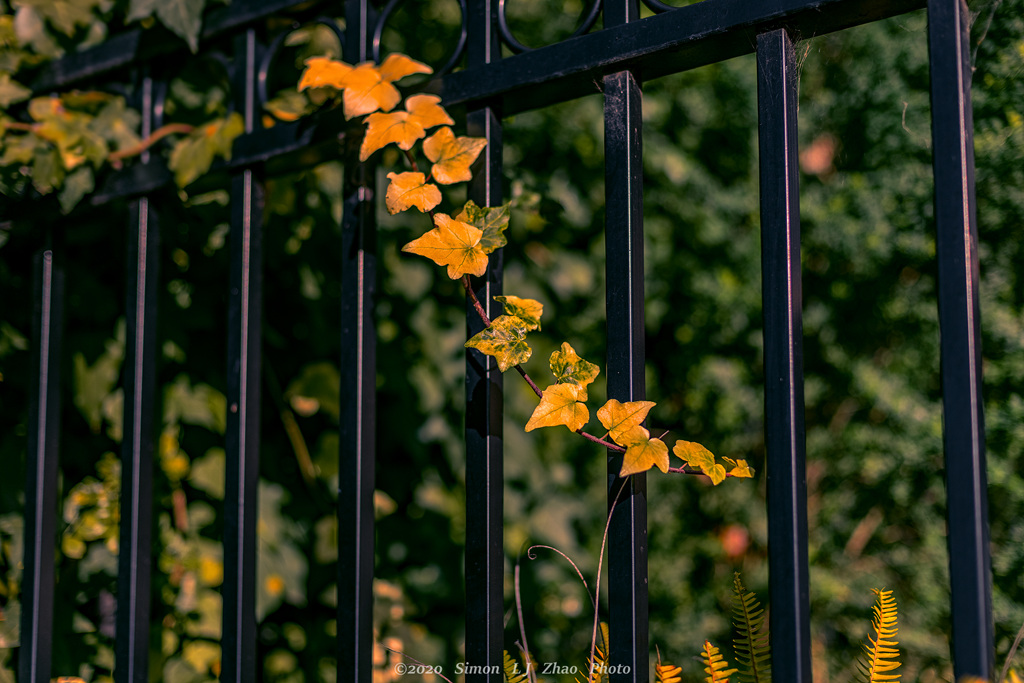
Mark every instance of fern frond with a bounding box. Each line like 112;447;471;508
702;641;739;683
858;588;901;682
655;646;683;683
731;573;771;683
503;649;529;683
577;622;610;683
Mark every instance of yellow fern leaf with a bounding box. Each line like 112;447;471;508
702;641;739;683
655;646;683;683
578;622;610;683
859;588;901;682
503;649;528;683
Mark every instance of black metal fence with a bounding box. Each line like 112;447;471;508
12;0;993;681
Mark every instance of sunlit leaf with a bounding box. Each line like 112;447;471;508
464;315;532;372
405;93;453;130
298;56;353;91
597;399;656;445
456;199;510;253
359;111;425;161
494;295;542;331
722;456;754;478
423;126;486;184
619;428;670;476
549;342;599;399
384;171;441;214
525;383;589;433
402;213;488;279
338;62;401;119
673;440;726;485
377;53;432;82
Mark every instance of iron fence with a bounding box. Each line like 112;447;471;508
11;0;992;681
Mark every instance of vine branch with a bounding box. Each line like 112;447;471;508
109;123;194;167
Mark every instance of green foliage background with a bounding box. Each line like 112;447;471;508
1;0;1023;681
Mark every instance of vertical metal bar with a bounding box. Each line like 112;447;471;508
115;73;159;683
464;0;503;678
115;196;159;683
756;28;811;683
19;247;64;683
603;66;647;683
927;0;993;677
339;2;377;681
222;28;263;683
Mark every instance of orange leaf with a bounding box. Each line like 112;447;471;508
360;111;425;161
619;428;670;476
298;57;352;91
525;384;589;433
405;94;454;130
385;171;441;214
377;53;432;82
423;126;487;185
597;399;657;446
338;62;401;119
401;213;488;279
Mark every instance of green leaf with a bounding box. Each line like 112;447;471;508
163;374;227;434
72;322;125;433
189;448;225;499
494;295;542;331
549;341;599;399
149;0;206;52
168;113;244;187
465;314;532;372
30;147;63;195
58;165;94;213
456;199;511;253
285;362;341;420
126;0;161;22
0;73;30;107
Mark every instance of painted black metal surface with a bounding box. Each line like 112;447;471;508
463;2;504;679
114;195;160;683
338;1;379;681
756;28;812;683
603;65;648;683
927;0;994;677
221;28;265;683
20;248;64;683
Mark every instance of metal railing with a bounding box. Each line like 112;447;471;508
14;0;991;681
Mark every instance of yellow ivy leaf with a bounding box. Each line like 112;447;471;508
360;111;425;161
402;213;488;279
377;53;432;82
550;342;599;400
722;456;754;478
494;295;543;331
423;126;487;184
619;427;670;476
597;399;656;445
384;171;441;214
673;440;726;485
337;61;402;119
298;56;353;91
525;383;589;433
405;93;454;130
464;315;532;372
